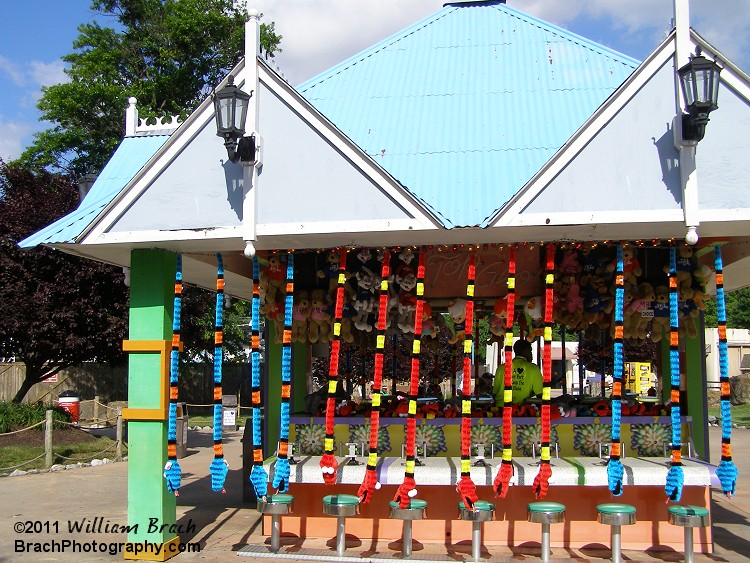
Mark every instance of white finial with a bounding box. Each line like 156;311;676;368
125;97;138;136
244;241;256;258
248;7;259;20
685;226;699;245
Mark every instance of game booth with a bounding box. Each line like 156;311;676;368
21;1;750;560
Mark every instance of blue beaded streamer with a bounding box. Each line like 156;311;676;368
665;247;684;502
607;245;624;496
249;256;268;499
273;253;294;493
163;254;183;494
715;245;738;497
210;253;229;492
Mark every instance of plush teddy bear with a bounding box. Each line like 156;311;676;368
264;300;286;344
678;287;699;339
339;303;356;343
650;285;671;342
352;267;377;332
261;254;287;306
564;280;585;331
666;246;696;292
693;263;714;292
607;246;642;285
292;290;311;343
582;275;612;328
488;296;508;344
308;289;331;344
420;301;437;338
447;298;467;345
559;248;581;277
317;250;344;296
523;295;544;342
628;282;655;340
396;272;418;332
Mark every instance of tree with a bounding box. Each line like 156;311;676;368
20;0;282;177
0;161;129;402
703;287;750;329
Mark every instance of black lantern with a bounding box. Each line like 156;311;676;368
213;75;256;163
677;47;721;142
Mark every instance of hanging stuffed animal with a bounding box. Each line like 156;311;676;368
447;298;467;345
209;253;229;493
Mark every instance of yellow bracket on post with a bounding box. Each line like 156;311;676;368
121;340;182;421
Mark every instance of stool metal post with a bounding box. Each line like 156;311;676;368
471;520;482;561
610;524;623;563
402;519;414;558
270;514;282;552
459;501;495;561
335;514;347;556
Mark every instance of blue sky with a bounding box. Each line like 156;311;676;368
2;0;749;163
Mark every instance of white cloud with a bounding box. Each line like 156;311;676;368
30;60;68;88
0;117;30;162
253;0;749;87
0;55;26;86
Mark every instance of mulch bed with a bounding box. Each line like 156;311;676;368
0;425;98;448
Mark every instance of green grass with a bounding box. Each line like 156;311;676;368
0;437;125;474
0;402;69;433
708;403;750;426
187;407;252;428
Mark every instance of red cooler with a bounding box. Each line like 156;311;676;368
58;392;80;423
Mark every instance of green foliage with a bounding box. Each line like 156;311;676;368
0;438;125;472
0;402;70;433
0;162;129;403
20;0;282;176
180;288;250;364
703;287;750;329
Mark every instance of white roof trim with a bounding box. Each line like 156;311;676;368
81;58;441;247
90;226;244;245
511;209;686;227
489;33;677;229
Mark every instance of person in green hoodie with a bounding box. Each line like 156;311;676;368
493;339;543;405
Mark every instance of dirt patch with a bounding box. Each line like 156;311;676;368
0;426;98;448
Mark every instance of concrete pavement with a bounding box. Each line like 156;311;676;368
0;425;747;562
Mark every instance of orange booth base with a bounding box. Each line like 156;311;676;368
264;484;711;553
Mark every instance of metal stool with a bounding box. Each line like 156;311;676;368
389;499;427;558
597;503;636;563
668;505;709;563
527;502;565;562
323;494;360;556
257;494;293;553
459;500;495;561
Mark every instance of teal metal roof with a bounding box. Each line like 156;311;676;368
19;135;168;248
298;0;639;228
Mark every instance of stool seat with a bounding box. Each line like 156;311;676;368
389;499;427;557
258;494;294;515
323;494;361;517
389;499;427;520
459;500;495;522
597;503;637;526
528;501;566;524
668;505;710;527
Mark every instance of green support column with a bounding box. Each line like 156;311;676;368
686;325;709;461
124;249;179;561
292;342;308;415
